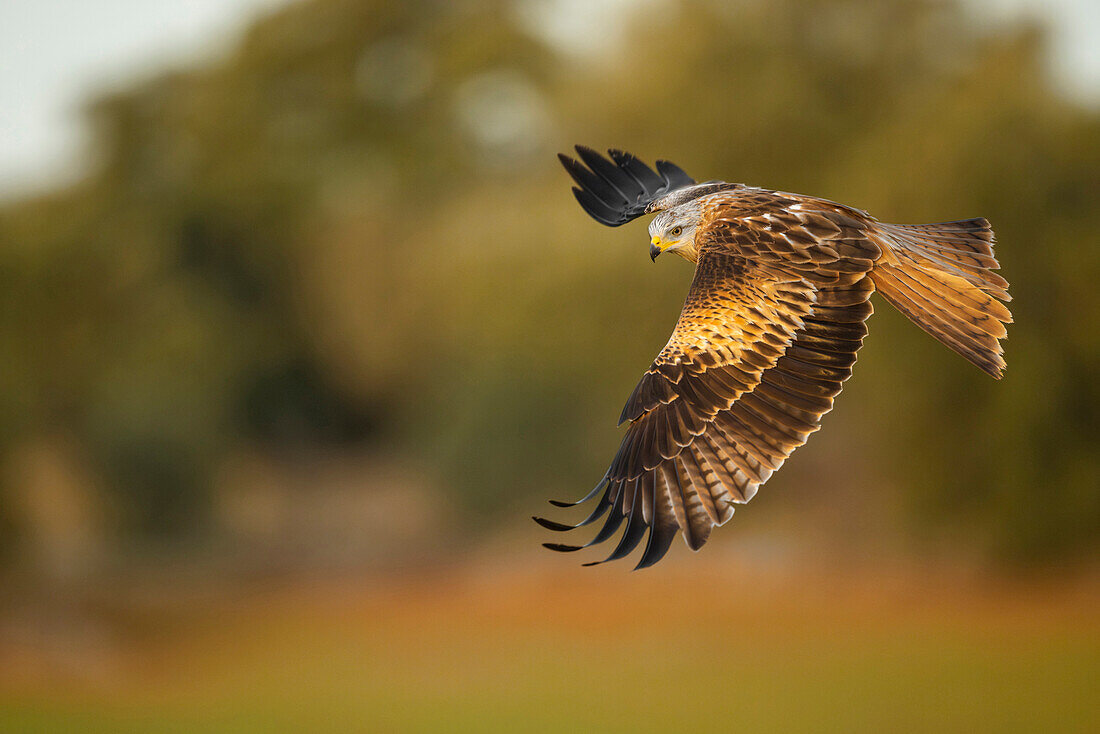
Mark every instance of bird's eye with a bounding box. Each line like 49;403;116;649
670;226;683;237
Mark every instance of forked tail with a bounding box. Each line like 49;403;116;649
869;218;1012;378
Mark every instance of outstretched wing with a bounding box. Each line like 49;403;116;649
537;202;879;568
558;146;695;226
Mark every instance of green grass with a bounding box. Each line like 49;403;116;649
2;563;1097;733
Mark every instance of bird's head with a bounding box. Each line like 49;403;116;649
648;202;702;263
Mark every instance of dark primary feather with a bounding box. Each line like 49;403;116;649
558;146;695;226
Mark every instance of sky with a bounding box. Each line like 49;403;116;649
0;0;286;198
0;0;1097;201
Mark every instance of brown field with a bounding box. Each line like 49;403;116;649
1;545;1097;733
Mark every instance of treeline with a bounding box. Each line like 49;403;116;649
0;0;1096;562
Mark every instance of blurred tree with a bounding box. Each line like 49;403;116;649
0;0;1095;561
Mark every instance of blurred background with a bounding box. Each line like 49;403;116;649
0;0;1097;730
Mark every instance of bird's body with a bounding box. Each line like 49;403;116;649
539;148;1011;569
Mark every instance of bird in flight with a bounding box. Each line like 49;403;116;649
536;146;1011;569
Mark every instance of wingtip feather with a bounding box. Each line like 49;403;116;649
532;516;575;531
543;543;583;553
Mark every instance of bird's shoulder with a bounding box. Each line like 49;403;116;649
695;185;870;225
693;186;881;268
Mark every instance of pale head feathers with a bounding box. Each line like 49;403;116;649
649;199;705;262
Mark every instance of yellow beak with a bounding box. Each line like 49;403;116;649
650;236;663;261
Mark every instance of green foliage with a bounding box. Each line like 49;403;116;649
0;0;1096;558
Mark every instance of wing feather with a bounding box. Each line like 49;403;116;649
539;193;879;567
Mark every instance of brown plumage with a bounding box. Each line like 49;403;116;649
537;147;1012;569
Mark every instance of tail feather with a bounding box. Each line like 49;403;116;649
871;218;1011;379
880;221;1010;300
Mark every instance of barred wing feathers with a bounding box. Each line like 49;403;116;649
537;209;877;568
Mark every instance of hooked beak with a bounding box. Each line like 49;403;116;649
650;236;663;262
